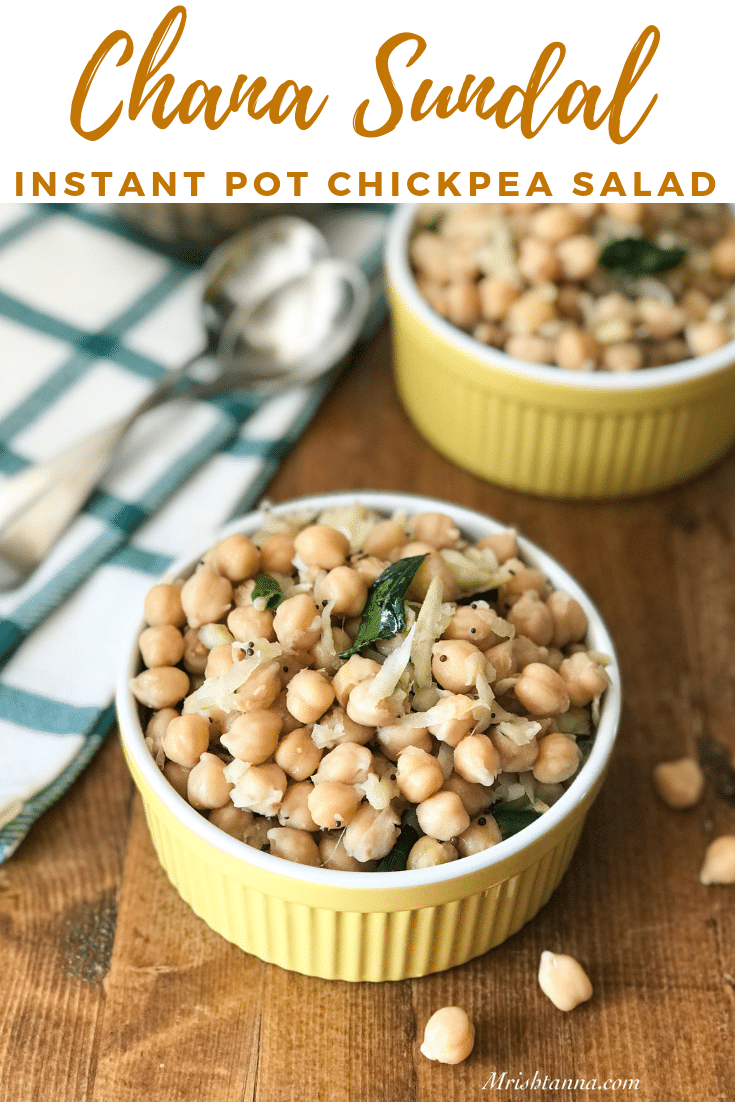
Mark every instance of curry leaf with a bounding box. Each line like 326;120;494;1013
339;555;427;659
600;237;686;279
493;808;543;840
376;824;420;872
251;572;284;609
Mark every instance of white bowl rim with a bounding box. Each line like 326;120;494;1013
385;203;735;393
116;490;622;893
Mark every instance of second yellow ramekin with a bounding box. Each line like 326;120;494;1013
386;205;735;499
116;492;621;982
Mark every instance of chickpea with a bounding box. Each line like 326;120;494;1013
546;591;587;648
208;804;253;839
210;533;260;582
273;593;321;653
558;652;609;707
407;551;460;602
163;713;210;768
506;291;556;336
315;742;373;786
163;760;191;800
332;655;381;707
307;780;361;829
507;335;554;364
351;555;389;586
486;639;515;679
420;1007;475;1064
227;604;275;643
475;529;518;564
554;327;599;371
308;626;351;673
146;707;179;754
530;205;581;244
144;582;185;628
700;835;735;884
130;666;189;710
507;590;554;646
426;694;476;746
410;230;451;283
342;803;400;862
182;626;208;675
597;317;636;346
443;605;500;649
180;567;233;630
139;624;185;669
319;833;375;871
311;705;374;748
259;531;297;575
601;342;644;372
490;728;539;773
314;566;368;617
233;659;282;713
377;723;432;761
346;677;402;728
652;758;705;809
286;669;335;724
685;320;730;357
187;753;233;810
266;827;320;867
230;762;288;816
453;733;501;786
456;814;502;858
204;643;235;680
538;950;593;1011
710;238;735;278
277;782;320;832
500;565;548;606
221;710;282;764
532;732;581;784
407;836;458;869
275;727;323;780
294;525;349;570
445;281;481;329
518;237;560;285
363;519;408;558
432;640;490;694
244;816;275;852
441;772;495;816
680;287;711;322
605;202;644;224
395;746;444;803
515;663;570;717
417;790;470;841
409;512;461;550
637;298;686;340
556;234;599;280
478;275;520;321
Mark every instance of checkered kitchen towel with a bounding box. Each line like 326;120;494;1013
0;202;391;861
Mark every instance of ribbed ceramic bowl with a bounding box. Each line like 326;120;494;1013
386;205;735;499
116;491;621;981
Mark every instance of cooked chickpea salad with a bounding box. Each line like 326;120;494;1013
130;504;611;873
410;203;735;372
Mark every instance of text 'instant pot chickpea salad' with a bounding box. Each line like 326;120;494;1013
130;505;611;872
410;203;735;372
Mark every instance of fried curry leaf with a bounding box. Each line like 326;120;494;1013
251;572;284;609
493;808;543;840
376;824;420;872
339;555;427;659
600;237;686;279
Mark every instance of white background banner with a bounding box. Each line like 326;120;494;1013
2;0;732;202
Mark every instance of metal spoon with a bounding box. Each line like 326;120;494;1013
0;218;369;591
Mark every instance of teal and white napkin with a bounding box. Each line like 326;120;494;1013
0;202;390;861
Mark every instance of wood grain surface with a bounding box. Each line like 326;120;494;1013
2;325;734;1102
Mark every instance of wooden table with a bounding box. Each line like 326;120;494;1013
3;325;734;1102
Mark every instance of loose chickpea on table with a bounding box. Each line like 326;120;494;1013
410;203;735;371
131;505;611;872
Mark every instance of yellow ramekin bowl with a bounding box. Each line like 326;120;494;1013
116;491;621;981
385;205;735;498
